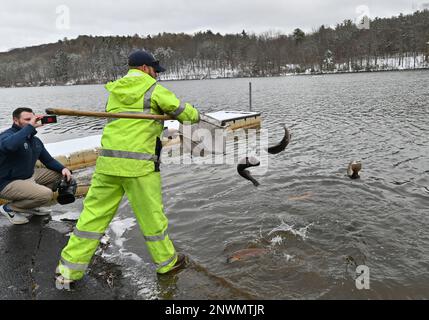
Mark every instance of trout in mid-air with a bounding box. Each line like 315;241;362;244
237;156;261;187
237;125;291;186
267;125;291;155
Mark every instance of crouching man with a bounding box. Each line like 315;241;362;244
0;108;72;224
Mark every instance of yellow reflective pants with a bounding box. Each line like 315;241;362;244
57;172;177;280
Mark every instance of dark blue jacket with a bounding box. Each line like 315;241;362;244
0;124;65;192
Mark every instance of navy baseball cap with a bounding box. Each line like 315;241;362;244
128;50;166;73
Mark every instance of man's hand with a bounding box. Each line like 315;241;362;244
62;168;72;182
29;114;44;128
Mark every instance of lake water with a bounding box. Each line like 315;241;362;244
0;70;428;299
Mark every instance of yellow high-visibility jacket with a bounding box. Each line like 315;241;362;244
95;69;200;176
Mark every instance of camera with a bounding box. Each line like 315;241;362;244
56;177;77;205
41;115;57;124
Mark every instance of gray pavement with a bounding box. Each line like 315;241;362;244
0;215;138;300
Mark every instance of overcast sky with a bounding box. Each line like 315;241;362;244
0;0;426;52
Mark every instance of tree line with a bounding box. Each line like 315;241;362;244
0;10;428;87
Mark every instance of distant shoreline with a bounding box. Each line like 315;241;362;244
1;67;428;89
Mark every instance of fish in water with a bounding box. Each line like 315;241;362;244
267;125;291;154
347;161;362;179
237;156;261;187
227;248;269;263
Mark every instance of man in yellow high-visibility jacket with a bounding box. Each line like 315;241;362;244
55;50;200;286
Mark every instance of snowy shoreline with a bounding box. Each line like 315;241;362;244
2;60;428;89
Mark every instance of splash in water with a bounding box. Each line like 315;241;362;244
110;217;137;247
268;220;313;240
284;253;295;262
270;235;284;246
